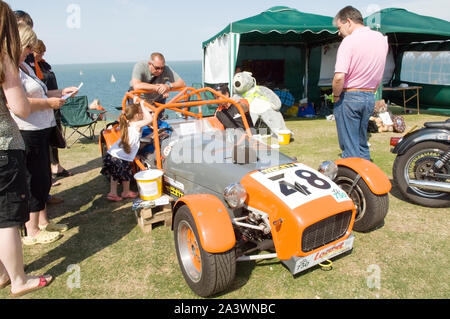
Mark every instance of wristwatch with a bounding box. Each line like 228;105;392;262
167;82;173;89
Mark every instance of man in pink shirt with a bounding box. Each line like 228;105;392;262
332;6;388;160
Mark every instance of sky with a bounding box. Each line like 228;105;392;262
10;0;450;65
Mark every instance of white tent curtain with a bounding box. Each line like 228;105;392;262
318;42;395;86
203;32;240;92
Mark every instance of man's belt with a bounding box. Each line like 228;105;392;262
343;88;375;93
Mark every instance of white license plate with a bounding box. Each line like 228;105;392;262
293;235;355;274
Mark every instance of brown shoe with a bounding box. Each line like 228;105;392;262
47;195;64;205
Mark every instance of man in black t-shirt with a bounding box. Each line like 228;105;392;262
214;84;254;130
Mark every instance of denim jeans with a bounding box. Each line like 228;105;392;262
333;91;375;160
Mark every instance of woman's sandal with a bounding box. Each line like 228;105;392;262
10;275;52;298
121;191;138;199
22;230;62;246
106;193;122;202
0;279;11;289
52;169;73;179
39;222;69;233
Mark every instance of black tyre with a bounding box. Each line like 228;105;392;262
174;205;236;297
335;166;389;232
393;141;450;208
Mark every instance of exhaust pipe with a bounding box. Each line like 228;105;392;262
409;179;450;193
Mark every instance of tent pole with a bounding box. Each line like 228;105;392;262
305;45;309;100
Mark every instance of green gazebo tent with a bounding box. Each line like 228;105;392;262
203;6;450;113
365;8;450;43
365;8;450;112
202;6;337;99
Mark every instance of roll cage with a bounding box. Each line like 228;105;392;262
122;87;254;171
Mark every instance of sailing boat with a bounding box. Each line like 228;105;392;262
79;70;83;75
110;74;116;83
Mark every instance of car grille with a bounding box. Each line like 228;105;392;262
302;211;352;252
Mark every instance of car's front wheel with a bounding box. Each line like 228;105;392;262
335;166;389;232
174;205;236;297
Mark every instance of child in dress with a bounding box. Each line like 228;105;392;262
101;102;153;201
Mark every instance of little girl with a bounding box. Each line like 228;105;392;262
101;102;153;201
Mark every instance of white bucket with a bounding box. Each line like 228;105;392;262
278;130;291;145
134;169;163;201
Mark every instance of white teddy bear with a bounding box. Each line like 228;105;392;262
233;71;288;137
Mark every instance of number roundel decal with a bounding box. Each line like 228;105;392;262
295;169;331;190
250;163;348;209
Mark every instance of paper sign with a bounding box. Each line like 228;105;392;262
62;82;83;100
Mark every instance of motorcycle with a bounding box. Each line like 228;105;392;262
390;118;450;207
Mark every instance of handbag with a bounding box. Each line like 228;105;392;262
49;125;66;149
392;115;406;133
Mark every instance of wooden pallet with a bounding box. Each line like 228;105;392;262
135;204;172;233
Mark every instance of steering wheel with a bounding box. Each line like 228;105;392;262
141;127;172;144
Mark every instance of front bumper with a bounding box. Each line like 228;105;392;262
281;235;355;275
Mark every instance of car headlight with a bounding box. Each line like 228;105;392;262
318;161;338;180
223;183;247;208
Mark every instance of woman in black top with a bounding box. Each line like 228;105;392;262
26;39;73;180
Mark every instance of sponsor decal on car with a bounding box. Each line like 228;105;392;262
293;235;354;274
164;184;184;198
164;176;185;191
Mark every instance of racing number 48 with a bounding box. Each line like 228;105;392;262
273;169;331;197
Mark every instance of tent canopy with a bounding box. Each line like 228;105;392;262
365;8;450;44
203;6;338;48
202;6;338;96
203;6;450;110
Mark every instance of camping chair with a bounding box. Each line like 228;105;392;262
60;95;104;147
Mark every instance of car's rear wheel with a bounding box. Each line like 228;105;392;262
174;205;236;297
335;166;389;232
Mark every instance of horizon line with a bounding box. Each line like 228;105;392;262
53;59;203;66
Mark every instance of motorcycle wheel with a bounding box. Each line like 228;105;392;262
335;166;389;232
393;141;450;208
174;205;236;297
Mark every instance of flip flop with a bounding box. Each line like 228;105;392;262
121;191;138;199
0;279;10;289
55;169;73;178
51;180;61;187
10;275;52;298
106;193;122;202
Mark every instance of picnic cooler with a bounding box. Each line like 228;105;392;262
134;170;163;201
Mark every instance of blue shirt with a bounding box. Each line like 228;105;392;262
141;120;171;154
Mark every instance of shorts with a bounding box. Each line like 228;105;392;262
21;128;52;212
0;150;30;228
101;154;134;182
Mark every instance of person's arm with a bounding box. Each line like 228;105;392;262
170;77;185;90
47;86;79;98
236;98;250;113
131;78;159;92
155;68;186;96
28;97;65;111
333;38;351;103
134;101;154;130
2;55;30;119
332;72;346;103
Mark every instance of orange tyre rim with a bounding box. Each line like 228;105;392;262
177;220;202;283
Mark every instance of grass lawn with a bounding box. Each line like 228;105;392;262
2;107;449;299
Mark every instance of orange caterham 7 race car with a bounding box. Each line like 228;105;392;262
100;87;391;297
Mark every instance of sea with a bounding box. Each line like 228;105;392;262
52;60;202;118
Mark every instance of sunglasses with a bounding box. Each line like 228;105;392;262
150;63;165;71
14;10;27;16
